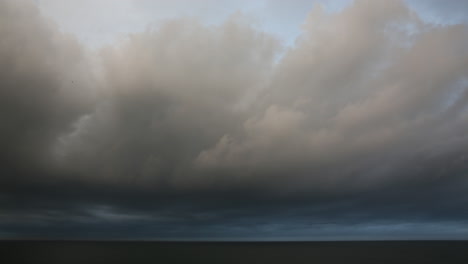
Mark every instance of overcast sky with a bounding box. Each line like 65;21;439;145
1;0;468;240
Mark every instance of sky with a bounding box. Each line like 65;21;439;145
1;0;468;240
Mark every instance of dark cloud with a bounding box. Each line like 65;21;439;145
0;0;93;181
1;0;468;239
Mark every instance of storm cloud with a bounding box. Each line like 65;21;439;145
1;0;468;239
0;0;94;183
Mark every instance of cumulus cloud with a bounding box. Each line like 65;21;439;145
40;0;468;194
55;14;280;188
196;0;468;192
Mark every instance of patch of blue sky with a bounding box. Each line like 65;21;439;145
406;0;468;26
36;0;353;50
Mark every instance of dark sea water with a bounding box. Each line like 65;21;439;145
1;241;467;263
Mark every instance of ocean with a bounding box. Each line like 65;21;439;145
1;241;467;263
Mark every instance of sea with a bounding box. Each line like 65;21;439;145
1;240;467;263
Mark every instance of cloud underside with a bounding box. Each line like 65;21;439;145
1;0;468;238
